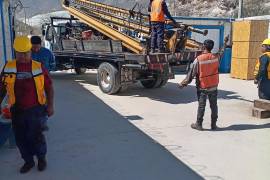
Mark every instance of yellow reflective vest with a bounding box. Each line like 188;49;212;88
254;52;270;80
2;60;46;106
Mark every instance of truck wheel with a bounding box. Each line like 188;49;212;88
141;75;162;89
75;68;87;75
97;63;121;94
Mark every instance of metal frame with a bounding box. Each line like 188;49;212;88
0;0;7;62
174;16;234;22
191;25;225;48
8;4;14;59
63;5;144;54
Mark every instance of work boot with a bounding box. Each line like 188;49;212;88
37;158;47;172
20;161;35;174
191;123;203;131
211;123;219;130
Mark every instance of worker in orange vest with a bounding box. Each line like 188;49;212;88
179;39;228;131
149;0;177;53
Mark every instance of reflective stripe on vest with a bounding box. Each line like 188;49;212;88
198;53;219;89
254;52;270;80
150;0;165;22
3;60;46;106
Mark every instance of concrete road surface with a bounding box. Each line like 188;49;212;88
0;72;203;180
1;72;270;180
68;72;270;180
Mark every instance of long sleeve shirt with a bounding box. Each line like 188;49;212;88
181;50;225;90
148;0;176;24
255;54;270;82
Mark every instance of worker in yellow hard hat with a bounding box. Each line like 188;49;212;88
0;36;54;173
254;38;270;100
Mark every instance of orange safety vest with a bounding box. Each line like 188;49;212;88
2;60;47;106
198;53;219;89
150;0;165;22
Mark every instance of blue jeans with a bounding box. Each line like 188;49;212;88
151;22;165;51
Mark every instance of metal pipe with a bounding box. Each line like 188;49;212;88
64;6;144;54
174;0;177;16
238;0;243;18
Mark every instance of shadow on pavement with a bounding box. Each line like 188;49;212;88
55;72;252;105
215;123;270;131
0;72;203;180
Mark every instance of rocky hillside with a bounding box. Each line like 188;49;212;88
18;0;270;18
19;0;62;17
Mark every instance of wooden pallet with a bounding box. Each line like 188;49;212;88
252;99;270;119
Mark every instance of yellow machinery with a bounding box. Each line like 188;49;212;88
62;0;207;54
46;0;208;94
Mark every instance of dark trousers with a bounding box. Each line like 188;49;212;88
150;22;165;51
0;121;14;147
258;80;270;100
11;105;48;163
197;89;218;125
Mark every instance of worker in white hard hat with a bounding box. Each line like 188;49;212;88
254;39;270;100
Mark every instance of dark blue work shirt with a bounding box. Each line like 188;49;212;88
32;47;56;71
256;54;270;81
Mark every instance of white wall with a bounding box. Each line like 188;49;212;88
175;18;232;51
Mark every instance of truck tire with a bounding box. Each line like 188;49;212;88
141;75;162;89
97;62;121;94
75;68;87;75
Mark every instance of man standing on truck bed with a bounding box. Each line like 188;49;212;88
0;36;54;173
148;0;177;53
31;36;56;72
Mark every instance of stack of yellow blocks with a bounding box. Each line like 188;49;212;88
231;20;269;80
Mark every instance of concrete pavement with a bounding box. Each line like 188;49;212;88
0;72;203;180
1;72;269;180
75;72;270;180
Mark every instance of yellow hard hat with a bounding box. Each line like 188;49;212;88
262;38;270;45
13;36;32;53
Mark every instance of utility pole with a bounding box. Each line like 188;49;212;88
238;0;244;18
174;0;177;16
